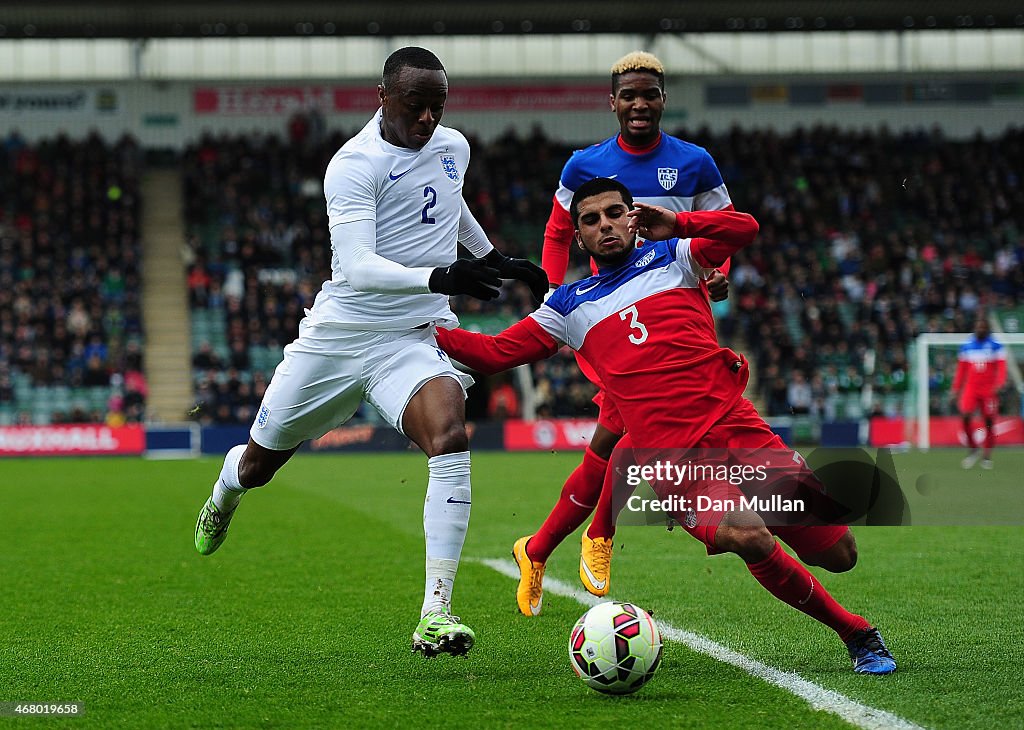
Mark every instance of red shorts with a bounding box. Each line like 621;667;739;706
593;390;627;436
959;390;999;418
575;350;625;436
666;398;849;558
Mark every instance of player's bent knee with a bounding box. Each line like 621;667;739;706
237;456;277;489
426;424;469;457
589;425;622;461
802;533;858;573
237;442;295;488
716;516;775;563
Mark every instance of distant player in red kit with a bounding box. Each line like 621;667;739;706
435;178;896;674
526;51;733;610
952;318;1007;469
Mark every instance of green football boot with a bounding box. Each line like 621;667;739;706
412;611;476;658
194;497;236;556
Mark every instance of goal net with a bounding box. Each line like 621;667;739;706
910;331;1024;450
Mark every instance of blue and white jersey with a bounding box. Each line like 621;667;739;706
533;238;711;351
958;337;1005;364
530;237;745;446
553;134;732;216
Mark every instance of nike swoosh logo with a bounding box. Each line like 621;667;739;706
446;497;472;505
388;169;411;181
529;596;542;615
798;577;815;605
568;494;595;509
607;174;618;179
580;556;607;590
576;282;599;295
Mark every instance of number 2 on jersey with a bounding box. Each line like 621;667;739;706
421;186;437;224
619;305;649;345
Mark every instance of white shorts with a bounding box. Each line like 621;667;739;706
250;322;474;451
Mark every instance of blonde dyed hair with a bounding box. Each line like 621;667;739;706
610;51;665;92
611;51;664;76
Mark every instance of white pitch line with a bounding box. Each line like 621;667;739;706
475;557;925;730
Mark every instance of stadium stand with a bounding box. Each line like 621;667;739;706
0;131;146;426
713;124;1024;419
182;119;1024;424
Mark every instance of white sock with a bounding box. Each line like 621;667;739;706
211;444;247;512
421;451;472;616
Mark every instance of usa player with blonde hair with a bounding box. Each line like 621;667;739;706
514;50;733;617
193;46;547;658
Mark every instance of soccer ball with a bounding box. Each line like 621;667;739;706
568;601;663;695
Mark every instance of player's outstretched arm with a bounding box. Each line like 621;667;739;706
628;202;758;268
429;259;502;300
332;220;501;300
435;318;559;375
628;203;731;301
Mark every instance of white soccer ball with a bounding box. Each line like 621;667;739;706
568;601;663;695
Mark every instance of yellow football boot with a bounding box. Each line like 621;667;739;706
512;536;546;616
579;531;612;596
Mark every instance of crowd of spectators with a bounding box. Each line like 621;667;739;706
0;131;147;426
713;124;1024;417
183;114;1024;424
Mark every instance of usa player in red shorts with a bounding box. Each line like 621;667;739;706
435;178;896;674
952;318;1007;469
527;51;732;608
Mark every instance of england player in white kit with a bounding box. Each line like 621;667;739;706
193;47;547;658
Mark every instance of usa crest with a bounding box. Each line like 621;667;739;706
657;167;678;191
440;154;460;181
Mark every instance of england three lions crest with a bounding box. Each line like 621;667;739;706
440;154;460;181
658;167;678;191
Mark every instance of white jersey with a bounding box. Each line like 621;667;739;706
314;109;470;330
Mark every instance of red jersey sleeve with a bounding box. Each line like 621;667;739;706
541;197;575;287
712;203;734;277
675;210;759;269
435;319;559;375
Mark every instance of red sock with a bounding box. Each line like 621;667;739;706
983;418;994;456
528;448;608;563
747;542;870;641
587;432;633;540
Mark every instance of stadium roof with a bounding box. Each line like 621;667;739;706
1;1;1022;38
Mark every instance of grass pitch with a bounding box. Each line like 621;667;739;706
1;451;1021;728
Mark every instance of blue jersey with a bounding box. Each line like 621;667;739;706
554;134;731;216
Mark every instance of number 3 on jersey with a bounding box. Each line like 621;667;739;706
421;186;437;224
619;305;649;345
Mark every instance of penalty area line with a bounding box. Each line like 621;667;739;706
473;557;925;730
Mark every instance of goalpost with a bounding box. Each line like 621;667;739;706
913;331;1024;450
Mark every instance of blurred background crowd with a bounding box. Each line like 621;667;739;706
2;118;1021;425
0;131;148;426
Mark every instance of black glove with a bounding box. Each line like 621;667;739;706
429;258;501;300
485;250;549;303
